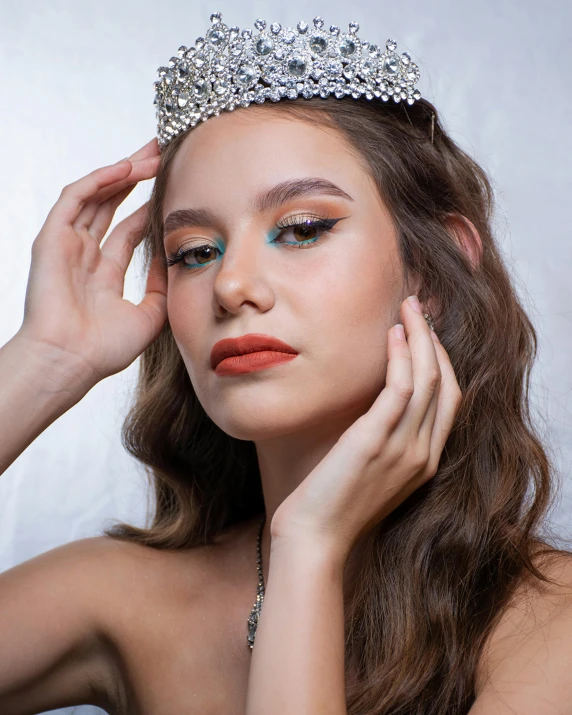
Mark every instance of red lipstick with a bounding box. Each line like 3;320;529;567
210;333;299;376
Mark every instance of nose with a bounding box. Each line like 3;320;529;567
211;229;276;317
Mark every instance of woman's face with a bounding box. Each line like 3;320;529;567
162;109;407;441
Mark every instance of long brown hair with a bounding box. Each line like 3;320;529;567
103;96;571;713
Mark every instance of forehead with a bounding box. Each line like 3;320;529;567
163;109;366;210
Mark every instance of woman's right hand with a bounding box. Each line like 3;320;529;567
15;137;168;392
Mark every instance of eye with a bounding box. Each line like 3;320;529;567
164;243;219;270
272;215;343;248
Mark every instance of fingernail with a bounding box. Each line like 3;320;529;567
430;330;440;344
114;157;130;165
407;295;422;313
394;323;406;341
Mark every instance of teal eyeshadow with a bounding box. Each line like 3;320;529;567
213;238;225;257
266;228;281;245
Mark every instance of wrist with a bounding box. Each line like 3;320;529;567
270;529;349;574
7;331;96;404
0;333;96;475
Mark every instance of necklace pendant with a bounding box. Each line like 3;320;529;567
247;604;260;649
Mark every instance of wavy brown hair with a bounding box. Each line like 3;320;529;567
103;96;571;714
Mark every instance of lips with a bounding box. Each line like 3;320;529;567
210;333;298;370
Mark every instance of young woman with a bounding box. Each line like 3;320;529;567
1;11;572;715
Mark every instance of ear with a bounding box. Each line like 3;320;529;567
445;214;482;270
405;214;482;322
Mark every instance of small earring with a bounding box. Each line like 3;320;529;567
423;312;435;331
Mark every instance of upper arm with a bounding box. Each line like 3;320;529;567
0;535;119;715
471;554;572;714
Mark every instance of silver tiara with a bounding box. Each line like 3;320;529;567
154;11;422;150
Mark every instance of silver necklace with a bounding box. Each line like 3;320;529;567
247;514;266;650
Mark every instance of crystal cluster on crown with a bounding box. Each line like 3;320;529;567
154;11;422;149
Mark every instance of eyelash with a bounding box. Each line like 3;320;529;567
164;215;342;271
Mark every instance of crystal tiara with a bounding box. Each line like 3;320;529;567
153;11;422;150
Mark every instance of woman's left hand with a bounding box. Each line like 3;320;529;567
270;295;463;563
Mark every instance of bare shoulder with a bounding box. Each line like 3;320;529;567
93;519;261;714
95;517;259;605
93;532;218;610
474;547;572;709
0;534;142;714
0;519;260;715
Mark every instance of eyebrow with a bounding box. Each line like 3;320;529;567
163;177;354;240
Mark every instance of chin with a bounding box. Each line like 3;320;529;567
204;401;316;442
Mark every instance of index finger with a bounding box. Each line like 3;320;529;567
45;160;137;229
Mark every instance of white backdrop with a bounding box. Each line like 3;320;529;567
1;1;571;713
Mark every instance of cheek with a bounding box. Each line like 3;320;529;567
166;282;209;365
304;246;399;390
304;242;397;337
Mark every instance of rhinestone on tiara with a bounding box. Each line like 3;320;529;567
154;11;422;150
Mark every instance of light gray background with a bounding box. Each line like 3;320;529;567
1;1;571;713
